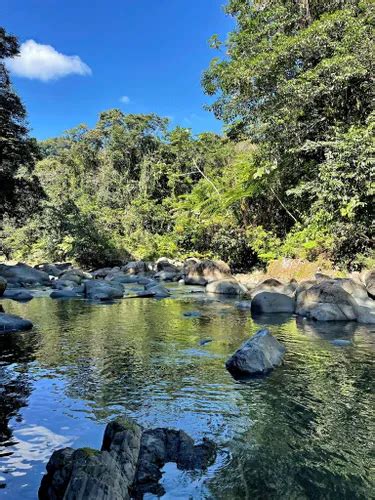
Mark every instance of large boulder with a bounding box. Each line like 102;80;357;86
249;278;295;298
328;278;368;301
206;279;246;296
39;417;216;500
34;263;65;277
0;276;7;296
155;257;182;273
59;269;91;284
363;270;375;299
184;259;232;286
353;298;375;324
226;329;286;376
144;283;171;298
0;263;50;286
0;313;33;333
153;270;181;282
296;281;357;321
251;292;295;314
3;289;33;302
122;261;148;275
84;280;124;301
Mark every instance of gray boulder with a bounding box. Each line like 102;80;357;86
251;292;295;314
122;261;148;275
39;417;216;500
154;270;181;282
0;263;50;286
353;298;375;324
184;259;232;286
363;270;375;299
296;281;357;321
3;289;33;302
250;278;295;299
226;329;286;376
145;284;171;298
34;263;64;277
84;280;124;300
0;313;33;333
206;279;245;296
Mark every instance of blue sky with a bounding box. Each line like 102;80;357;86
2;0;233;140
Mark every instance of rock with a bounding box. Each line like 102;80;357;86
315;272;332;282
34;263;64;277
59;269;90;285
0;313;33;333
84;280;124;300
156;257;181;273
134;428;216;496
51;279;80;289
328;278;368;301
0;276;7;296
0;263;50;286
330;339;352;347
184;259;232;286
353;298;375;324
235;300;252;310
122;261;148;275
363;270;375;299
145;284;171;298
39;417;216;500
40;448;130;500
101;418;143;486
295;280;317;296
206;279;245;296
250;278;295;298
225;329;286;376
91;267;119;278
183;311;202;318
199;338;212;346
296;281;357;321
154;270;181;282
251;292;295;314
3;289;33;302
50;290;82;299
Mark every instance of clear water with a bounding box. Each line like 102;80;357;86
0;285;374;499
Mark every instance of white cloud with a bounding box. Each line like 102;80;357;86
119;95;130;104
6;39;92;82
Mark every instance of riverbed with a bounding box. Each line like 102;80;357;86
0;285;374;499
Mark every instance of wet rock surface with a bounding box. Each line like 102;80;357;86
0;312;33;333
226;328;286;377
39;418;216;499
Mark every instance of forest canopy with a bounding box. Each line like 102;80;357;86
0;0;374;271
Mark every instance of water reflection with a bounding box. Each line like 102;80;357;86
0;295;374;499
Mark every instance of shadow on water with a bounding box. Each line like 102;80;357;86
0;295;374;498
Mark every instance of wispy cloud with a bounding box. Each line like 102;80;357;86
119;95;130;104
6;39;92;82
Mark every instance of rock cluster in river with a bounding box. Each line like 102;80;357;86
39;417;216;499
1;260;375;330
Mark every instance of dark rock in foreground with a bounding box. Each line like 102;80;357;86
0;312;33;333
226;328;285;377
3;289;34;302
39;417;216;499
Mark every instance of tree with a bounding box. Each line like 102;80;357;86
0;27;41;225
203;0;374;267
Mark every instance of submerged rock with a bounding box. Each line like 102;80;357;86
226;329;286;376
50;290;82;299
251;292;295;314
39;417;216;500
0;312;33;333
330;339;352;347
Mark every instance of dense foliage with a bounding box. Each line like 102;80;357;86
1;1;374;270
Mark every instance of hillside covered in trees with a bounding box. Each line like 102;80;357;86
1;0;374;272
